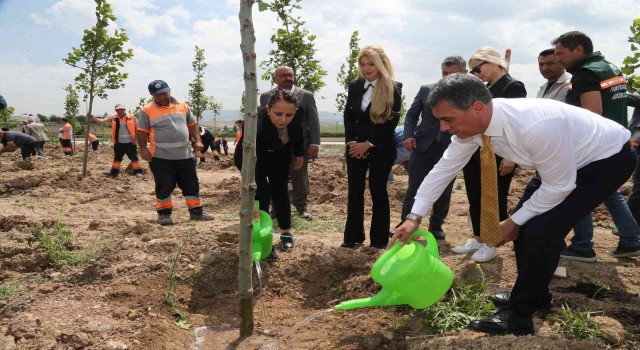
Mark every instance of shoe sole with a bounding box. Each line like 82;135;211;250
609;251;640;258
560;255;597;262
451;248;479;254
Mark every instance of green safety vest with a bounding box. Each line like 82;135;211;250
566;52;628;127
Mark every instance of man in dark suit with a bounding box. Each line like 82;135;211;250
260;66;320;220
400;56;468;239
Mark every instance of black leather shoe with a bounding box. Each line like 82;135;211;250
340;241;363;249
489;292;512;308
428;225;446;240
468;308;534;335
266;246;278;262
280;234;294;250
370;243;387;249
489;292;553;310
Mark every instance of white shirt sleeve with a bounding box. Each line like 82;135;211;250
510;117;577;225
411;137;479;217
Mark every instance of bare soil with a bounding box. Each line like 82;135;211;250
0;143;638;350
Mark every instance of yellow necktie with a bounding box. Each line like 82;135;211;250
480;135;502;247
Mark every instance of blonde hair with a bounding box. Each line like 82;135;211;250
469;46;508;71
357;45;395;124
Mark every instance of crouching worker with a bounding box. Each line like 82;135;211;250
137;80;214;225
0;130;37;160
193;126;218;164
89;104;142;178
88;133;100;154
235;90;304;261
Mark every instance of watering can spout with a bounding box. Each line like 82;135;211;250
334;288;401;311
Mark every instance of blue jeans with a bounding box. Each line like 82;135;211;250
571;189;640;250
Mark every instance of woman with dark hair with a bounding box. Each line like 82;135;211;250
451;46;527;262
235;90;304;261
342;44;403;249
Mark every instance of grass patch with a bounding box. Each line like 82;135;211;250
408;267;495;334
291;214;345;234
550;304;606;340
164;242;185;306
0;282;23;301
34;221;96;268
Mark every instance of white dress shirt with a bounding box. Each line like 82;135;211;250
361;79;377;111
411;98;631;225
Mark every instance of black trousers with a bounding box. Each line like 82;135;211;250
509;145;636;316
345;147;396;246
91;140;100;151
401;141;455;227
149;157;201;215
463;149;513;236
256;148;292;230
20;142;36;160
59;138;73;155
111;143;141;174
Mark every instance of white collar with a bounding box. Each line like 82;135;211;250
363;79;378;88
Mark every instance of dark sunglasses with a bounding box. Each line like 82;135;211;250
470;61;488;74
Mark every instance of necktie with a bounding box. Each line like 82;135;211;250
480;134;502;247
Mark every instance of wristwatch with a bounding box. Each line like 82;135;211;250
405;213;422;225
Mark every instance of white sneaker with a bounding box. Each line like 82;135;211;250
471;243;499;263
451;238;481;254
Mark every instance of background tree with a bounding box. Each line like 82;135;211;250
187;45;210;122
258;0;327;93
36;114;48;123
335;30;360;113
63;84;82;136
62;0;133;177
622;18;640;93
131;97;153;117
0;106;20;130
238;0;259;337
208;96;223;132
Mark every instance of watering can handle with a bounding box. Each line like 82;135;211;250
371;229;435;278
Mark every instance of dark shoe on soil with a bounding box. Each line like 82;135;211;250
266;247;278;262
190;211;215;221
560;246;597;262
489;292;512;308
369;243;387;249
157;214;174;226
467;308;534;335
280;234;294;250
340;241;363;249
297;209;314;221
104;172;117;178
428;225;446;240
608;243;640;258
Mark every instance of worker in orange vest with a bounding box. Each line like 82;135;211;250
88;104;143;178
58;118;73;156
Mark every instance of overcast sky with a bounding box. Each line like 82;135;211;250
0;0;638;119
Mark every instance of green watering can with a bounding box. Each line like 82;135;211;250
252;203;274;262
334;229;453;310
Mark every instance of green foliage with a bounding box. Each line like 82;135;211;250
400;94;407;118
173;310;191;330
0;106;21;130
131;97;153;117
258;0;327;93
412;268;495;334
164;242;184;307
336;31;360;113
187;45;209;122
34;222;96;268
64;84;80;119
550;304;606;340
62;0;133;107
0;282;23;301
36;114;48;123
622;18;640;93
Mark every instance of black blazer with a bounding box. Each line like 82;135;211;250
234;107;304;170
344;79;403;149
403;84;451;154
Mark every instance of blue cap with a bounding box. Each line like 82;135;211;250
148;80;171;95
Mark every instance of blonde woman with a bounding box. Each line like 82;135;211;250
342;45;403;249
451;46;527;262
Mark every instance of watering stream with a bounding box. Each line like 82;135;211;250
282;308;334;338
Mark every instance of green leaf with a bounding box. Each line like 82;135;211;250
257;0;269;12
174;319;191;330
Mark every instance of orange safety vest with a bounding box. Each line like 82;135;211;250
139;100;194;157
59;123;73;140
111;114;137;144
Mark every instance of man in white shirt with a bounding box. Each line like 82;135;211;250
536;48;571;101
390;74;635;335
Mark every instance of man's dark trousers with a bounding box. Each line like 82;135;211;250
401;141;454;226
509;145;636;317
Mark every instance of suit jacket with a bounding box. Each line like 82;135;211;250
234;107;304;170
24;122;49;142
403;84;451;154
344;79;403;149
260;86;320;150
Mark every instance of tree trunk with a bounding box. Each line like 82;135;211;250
238;0;258;338
82;92;94;177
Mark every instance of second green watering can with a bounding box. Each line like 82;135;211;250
252;204;274;262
